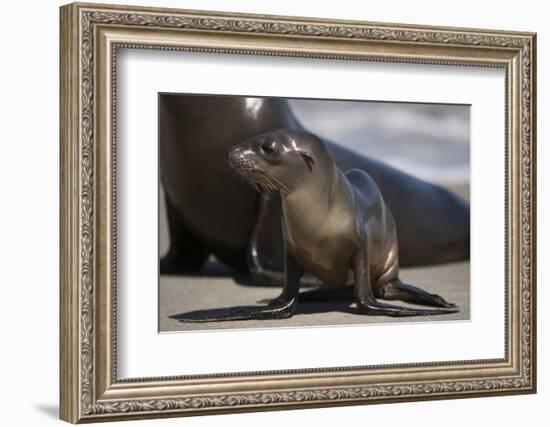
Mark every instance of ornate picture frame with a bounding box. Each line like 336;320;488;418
59;2;536;423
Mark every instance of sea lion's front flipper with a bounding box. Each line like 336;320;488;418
353;248;459;317
247;192;285;286
171;299;297;323
248;192;323;288
174;251;303;323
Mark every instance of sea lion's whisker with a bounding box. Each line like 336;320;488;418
270;176;290;193
233;163;290;195
243;169;277;194
236;169;268;193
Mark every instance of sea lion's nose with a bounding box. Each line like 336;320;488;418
226;148;245;166
226;148;237;161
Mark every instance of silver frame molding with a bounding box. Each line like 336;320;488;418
60;2;536;423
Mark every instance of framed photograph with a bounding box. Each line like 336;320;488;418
59;2;536;423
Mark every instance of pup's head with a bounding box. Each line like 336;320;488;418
226;130;327;195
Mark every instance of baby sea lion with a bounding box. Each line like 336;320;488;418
180;130;459;321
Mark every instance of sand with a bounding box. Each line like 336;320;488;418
159;260;470;332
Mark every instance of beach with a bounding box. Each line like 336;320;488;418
159;258;469;332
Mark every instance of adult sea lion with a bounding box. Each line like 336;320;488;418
160;95;469;285
178;130;458;321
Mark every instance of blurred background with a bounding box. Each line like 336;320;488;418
160;98;470;257
290;99;470;186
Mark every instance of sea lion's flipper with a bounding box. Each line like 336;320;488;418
247;193;285;286
358;295;459;317
175;251;303;322
248;193;323;287
160;189;209;275
170;299;297;323
376;279;458;309
354;248;459;317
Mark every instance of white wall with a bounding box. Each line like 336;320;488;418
0;0;545;426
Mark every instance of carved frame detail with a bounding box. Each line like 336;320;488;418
60;2;536;423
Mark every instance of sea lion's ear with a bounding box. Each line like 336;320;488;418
299;151;315;172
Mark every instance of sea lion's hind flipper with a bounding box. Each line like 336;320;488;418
353;247;458;317
357;294;458;317
160;188;208;275
376;279;458;309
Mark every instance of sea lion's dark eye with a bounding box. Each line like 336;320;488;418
261;139;277;156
